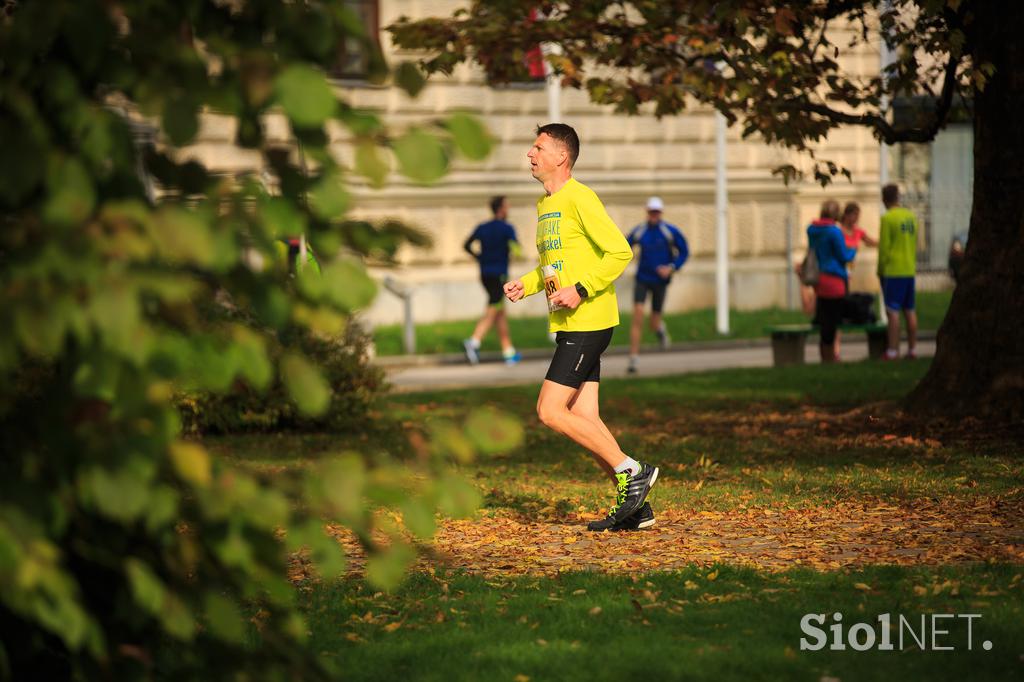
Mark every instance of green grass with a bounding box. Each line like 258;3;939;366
203;356;1022;681
375;360;1022;512
304;564;1024;682
372;291;953;356
209;359;1023;512
914;289;954;330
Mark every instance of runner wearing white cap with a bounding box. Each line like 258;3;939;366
626;196;689;374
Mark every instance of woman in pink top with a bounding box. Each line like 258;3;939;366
840;202;878;251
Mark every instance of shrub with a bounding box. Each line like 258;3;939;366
180;321;385;435
0;1;502;679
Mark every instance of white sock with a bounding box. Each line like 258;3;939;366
467;337;481;349
502;346;517;358
885;348;898;359
614;456;641;476
628;354;638;365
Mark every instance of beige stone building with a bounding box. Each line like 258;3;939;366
345;2;899;327
187;2;961;328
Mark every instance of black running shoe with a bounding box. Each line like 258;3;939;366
614;502;655;531
586;464;659;530
611;462;658;523
587;502;656;532
587;513;620;532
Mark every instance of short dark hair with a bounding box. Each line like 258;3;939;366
490;195;506;215
882;183;900;206
535;123;579;168
842;201;860;220
819;200;840;221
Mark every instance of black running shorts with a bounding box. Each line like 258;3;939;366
544;327;615;389
634;279;668;313
481;274;506;305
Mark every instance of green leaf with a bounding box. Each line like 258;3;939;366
446;113;492;160
215;529;254;570
14;304;68;357
162;96;200;146
87;286;140;353
320;259;377;311
354;142;389;187
401;497;436;539
393;129;448;183
318;454;366;520
125;558;165;615
429;422;475;464
464;408;524;455
203;592;246;644
286;519;346;579
394;62;427;97
0;117;44;205
307;169;350;221
149;208;216;267
339;107;381;136
169;442;212;488
280;353;331;416
296;263;326;301
161;594;196;641
253;286;291;328
260;196;307;240
144;486;180;532
230;326;272;391
435;473;482;518
72;352;121;401
43;156;96;227
365;543;415;590
80;466;151;522
275;65;337;128
246;488;290;530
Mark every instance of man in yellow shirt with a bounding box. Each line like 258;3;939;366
503;124;660;531
877;183;920;359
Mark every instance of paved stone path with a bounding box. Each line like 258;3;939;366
385;340;937;392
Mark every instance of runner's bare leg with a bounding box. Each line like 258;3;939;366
470;306;499;343
626;303;643;356
536;380;627;471
495;308;513;353
568;381;619;483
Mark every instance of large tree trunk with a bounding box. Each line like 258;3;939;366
906;1;1024;421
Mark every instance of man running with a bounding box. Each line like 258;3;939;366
462;195;521;366
626;196;689;374
503;123;659;531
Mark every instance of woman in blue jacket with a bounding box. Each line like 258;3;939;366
806;200;857;362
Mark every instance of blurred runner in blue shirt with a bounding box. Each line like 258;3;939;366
626;196;689;374
462;196;522;365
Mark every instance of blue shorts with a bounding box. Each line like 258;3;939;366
881;277;915;312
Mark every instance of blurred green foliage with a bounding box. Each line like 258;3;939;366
0;1;508;679
179;320;385;434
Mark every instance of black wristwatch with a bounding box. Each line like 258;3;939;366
575;282;589;299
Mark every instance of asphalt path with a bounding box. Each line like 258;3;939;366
384;339;937;393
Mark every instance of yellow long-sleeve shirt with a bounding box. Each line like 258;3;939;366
518;178;633;332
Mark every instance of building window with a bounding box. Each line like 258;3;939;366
333;0;380;81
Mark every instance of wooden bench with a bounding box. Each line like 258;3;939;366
765;323;888;366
